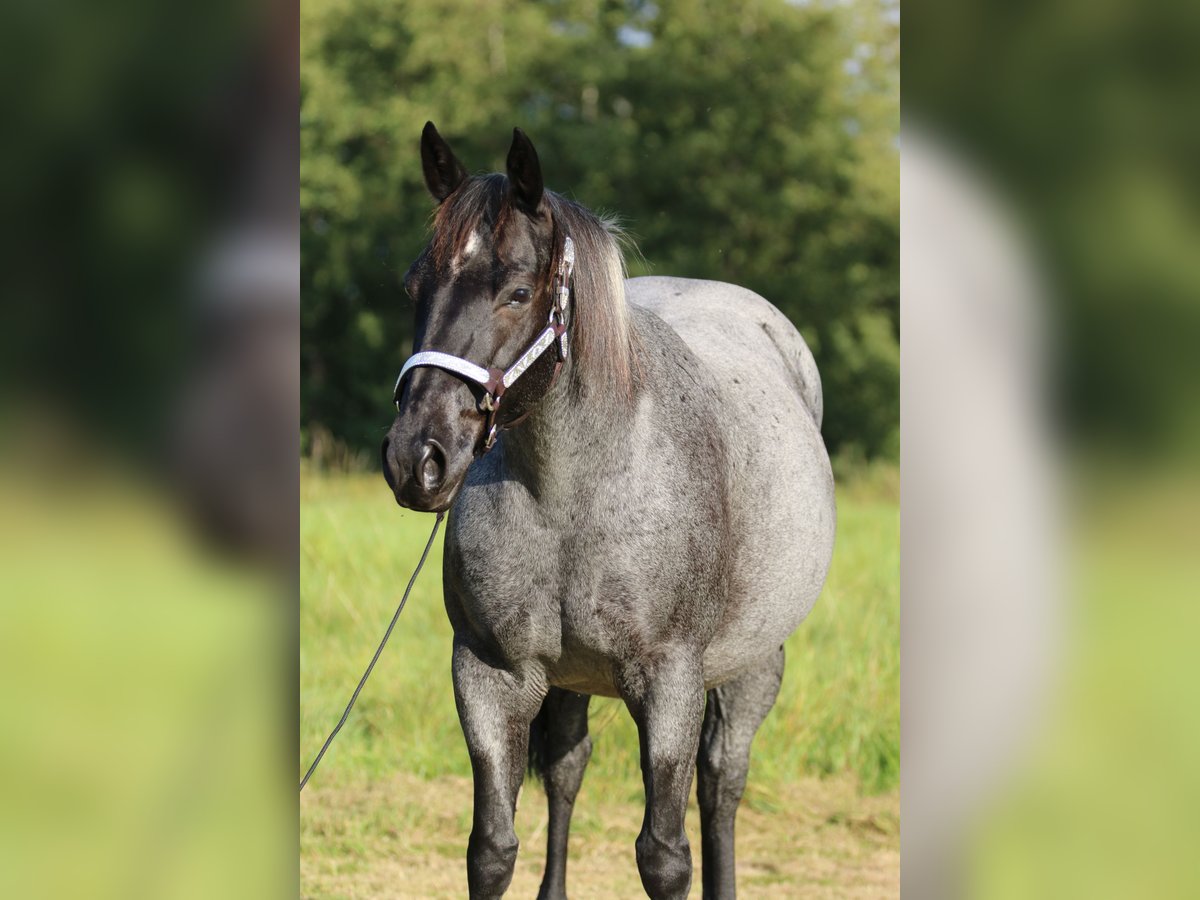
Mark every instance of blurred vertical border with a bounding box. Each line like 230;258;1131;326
0;0;297;897
904;0;1200;896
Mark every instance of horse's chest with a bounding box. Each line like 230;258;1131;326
445;524;675;693
449;534;606;639
445;442;729;692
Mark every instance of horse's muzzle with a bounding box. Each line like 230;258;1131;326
382;432;465;512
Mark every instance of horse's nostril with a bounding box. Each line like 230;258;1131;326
415;439;446;492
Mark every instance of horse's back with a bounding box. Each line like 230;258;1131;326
627;276;835;682
627;276;823;428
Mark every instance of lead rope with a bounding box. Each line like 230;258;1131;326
300;510;445;792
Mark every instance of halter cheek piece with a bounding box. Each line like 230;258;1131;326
393;236;575;453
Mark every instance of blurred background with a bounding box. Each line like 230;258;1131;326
0;0;296;897
904;0;1200;896
299;0;900;895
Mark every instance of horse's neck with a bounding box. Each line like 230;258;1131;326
500;341;639;502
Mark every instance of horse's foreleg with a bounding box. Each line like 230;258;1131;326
696;645;785;899
620;651;706;900
453;640;546;900
535;688;592;900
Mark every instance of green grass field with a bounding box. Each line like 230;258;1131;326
300;466;898;896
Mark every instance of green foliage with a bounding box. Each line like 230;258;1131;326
299;469;899;793
302;0;899;458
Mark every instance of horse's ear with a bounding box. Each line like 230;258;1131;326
506;128;544;214
420;121;468;203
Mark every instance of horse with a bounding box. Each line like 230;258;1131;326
382;122;835;899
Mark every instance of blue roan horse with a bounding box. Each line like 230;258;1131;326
382;123;835;899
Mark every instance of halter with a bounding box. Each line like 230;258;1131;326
393;235;575;453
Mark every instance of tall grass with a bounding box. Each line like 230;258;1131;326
300;469;898;795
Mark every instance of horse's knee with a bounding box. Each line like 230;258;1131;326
546;734;592;794
698;750;749;814
696;738;726;782
636;830;692;899
467;828;519;897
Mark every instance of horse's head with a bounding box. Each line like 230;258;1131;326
383;122;564;511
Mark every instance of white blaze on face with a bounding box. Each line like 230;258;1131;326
452;230;483;273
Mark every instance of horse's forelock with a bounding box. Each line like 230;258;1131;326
430;174;507;268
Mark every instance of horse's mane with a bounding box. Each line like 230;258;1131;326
431;174;637;398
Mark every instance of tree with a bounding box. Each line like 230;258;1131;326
301;0;899;460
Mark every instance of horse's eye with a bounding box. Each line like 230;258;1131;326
506;287;533;308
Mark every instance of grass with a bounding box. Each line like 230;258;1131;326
300;466;898;895
301;771;898;898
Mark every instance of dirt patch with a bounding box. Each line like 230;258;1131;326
301;773;898;898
